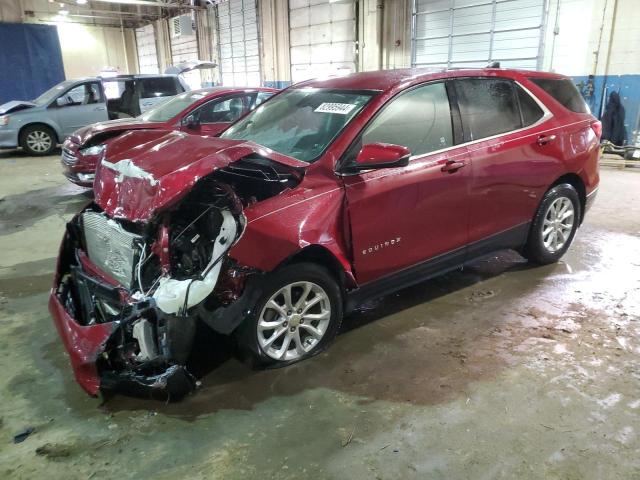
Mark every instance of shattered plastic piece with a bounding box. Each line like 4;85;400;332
132;319;158;361
100;365;196;400
13;427;35;443
152;209;237;314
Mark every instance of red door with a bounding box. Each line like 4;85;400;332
452;78;563;245
341;82;471;284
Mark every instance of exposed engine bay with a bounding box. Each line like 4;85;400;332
52;156;302;399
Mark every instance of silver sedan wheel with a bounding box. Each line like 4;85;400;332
257;281;331;361
542;197;575;253
26;130;53;153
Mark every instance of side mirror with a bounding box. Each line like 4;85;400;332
56;96;72;107
346;143;411;172
182;114;200;129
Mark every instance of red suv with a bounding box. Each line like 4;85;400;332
50;68;600;398
61;87;276;187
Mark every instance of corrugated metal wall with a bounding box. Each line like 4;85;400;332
170;14;200;88
289;0;357;83
216;0;261;86
412;0;546;69
135;24;159;74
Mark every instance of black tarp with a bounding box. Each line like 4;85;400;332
601;91;626;146
0;23;65;104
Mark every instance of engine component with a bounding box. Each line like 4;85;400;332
82;211;142;288
152;209;239;314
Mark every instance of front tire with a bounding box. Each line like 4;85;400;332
523;183;581;264
237;263;343;367
20;124;56;156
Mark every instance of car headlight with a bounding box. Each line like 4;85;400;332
0;115;9;126
79;144;106;156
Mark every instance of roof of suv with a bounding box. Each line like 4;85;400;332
292;68;571;92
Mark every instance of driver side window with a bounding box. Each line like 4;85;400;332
361;82;453;157
57;82;103;107
195;95;248;124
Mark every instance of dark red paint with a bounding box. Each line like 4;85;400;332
50;68;600;395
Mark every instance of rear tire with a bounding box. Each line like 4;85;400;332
236;263;343;368
523;183;581;264
20;124;56;156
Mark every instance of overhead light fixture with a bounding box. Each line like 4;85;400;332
77;0;87;4
59;9;69;15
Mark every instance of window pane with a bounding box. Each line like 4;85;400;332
103;80;129;100
455;78;522;140
221;89;373;163
140;77;178;98
255;91;273;106
198;95;247;123
516;84;544;126
362;82;453;156
530;78;589;114
59;83;102;106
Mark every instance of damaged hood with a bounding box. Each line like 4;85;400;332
0;100;37;114
94;130;308;221
70;118;166;146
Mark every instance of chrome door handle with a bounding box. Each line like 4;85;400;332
537;134;557;146
441;159;466;173
93;106;106;111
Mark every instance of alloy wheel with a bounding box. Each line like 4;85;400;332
26;130;53;153
257;281;331;361
541;196;575;253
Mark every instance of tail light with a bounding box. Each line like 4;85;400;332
591;120;602;140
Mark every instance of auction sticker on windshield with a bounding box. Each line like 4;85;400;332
315;103;357;114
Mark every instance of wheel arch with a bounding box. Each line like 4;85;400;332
550;173;586;223
277;245;355;294
19;122;61;145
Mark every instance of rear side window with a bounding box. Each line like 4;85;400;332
454;78;521;141
361;82;453;156
530;78;589;113
140;77;178;99
516;85;545;126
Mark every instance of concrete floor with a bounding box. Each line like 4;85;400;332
0;150;639;479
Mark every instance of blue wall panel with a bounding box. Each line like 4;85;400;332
573;74;640;145
0;23;65;104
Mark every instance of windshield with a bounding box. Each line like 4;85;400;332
220;88;374;163
33;80;76;106
140;91;208;122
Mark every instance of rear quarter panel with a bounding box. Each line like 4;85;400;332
521;76;600;195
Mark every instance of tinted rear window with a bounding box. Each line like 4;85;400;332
530;78;589;113
140;77;178;98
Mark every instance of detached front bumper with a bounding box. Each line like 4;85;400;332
49;292;116;396
49;226;198;400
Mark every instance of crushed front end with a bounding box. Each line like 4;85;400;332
49;180;250;400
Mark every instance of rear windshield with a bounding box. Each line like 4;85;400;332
140;77;178;99
530;78;589;114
